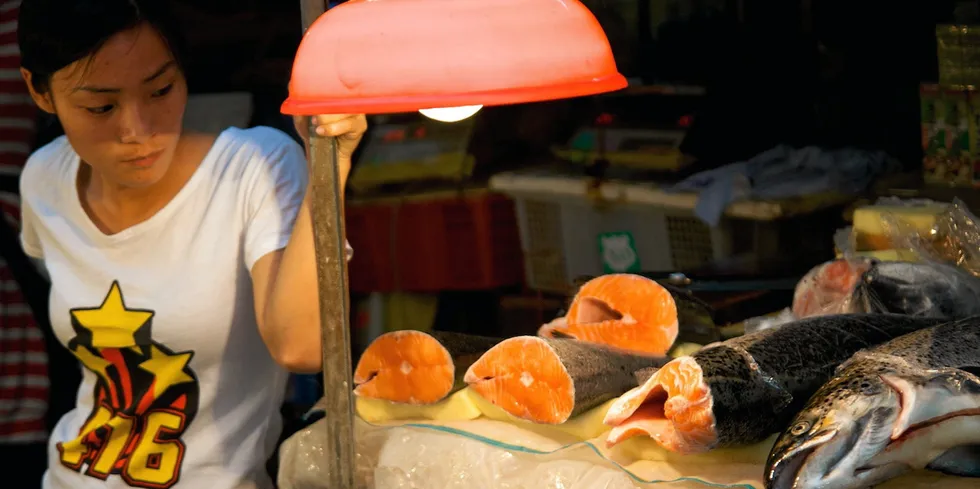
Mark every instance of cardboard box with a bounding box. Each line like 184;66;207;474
921;84;978;187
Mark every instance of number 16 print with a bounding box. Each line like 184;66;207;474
58;282;199;489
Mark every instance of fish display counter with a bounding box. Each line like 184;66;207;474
278;251;980;489
280;399;976;489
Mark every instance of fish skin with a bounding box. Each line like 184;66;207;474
606;314;950;452
765;316;980;489
428;331;504;394
545;338;670;419
851;261;980;319
465;336;668;423
697;314;950;448
661;282;721;345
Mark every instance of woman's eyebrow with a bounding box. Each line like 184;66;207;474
73;60;176;94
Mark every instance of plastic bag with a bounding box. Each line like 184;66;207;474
277;400;385;489
880;197;980;277
277;401;764;489
277;407;978;489
851;197;948;253
790;257;873;319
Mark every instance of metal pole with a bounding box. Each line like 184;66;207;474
300;1;357;488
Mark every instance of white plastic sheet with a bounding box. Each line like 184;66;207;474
279;402;979;489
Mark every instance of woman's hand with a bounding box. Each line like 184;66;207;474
293;114;368;161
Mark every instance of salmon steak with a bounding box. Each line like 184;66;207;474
464;336;667;424
603;314;950;454
354;330;501;405
538;273;679;356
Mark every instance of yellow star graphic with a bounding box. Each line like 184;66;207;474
139;345;194;398
71;281;153;348
72;345;113;388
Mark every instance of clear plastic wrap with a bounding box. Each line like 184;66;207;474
278;402;976;489
790;257;872;319
852;197;948;253
776;197;980;330
879;197;980;276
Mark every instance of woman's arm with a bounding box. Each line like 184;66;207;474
251;115;367;373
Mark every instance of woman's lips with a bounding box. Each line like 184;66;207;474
122;150;163;168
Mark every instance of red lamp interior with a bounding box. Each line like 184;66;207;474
282;0;628;116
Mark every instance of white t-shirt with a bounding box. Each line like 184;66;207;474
21;126;313;489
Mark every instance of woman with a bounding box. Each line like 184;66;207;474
16;1;366;488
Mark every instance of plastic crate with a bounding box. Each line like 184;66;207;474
490;172;739;293
345;189;525;293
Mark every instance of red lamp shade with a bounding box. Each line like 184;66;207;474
281;0;628;116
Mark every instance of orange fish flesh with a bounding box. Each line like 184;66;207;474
354;330;500;405
539;273;679;356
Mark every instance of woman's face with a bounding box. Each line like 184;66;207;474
23;23;188;189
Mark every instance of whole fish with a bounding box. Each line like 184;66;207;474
765;317;980;489
464;336;667;424
851;261;980;319
602;314;949;454
354;330;501;405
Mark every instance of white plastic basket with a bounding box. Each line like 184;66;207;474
490;171;740;293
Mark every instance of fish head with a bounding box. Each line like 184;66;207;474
765;372;905;489
854;261;952;317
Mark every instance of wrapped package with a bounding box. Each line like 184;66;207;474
879;197;980;276
851;197;949;252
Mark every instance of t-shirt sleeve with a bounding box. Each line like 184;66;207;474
242;129;355;271
243;132;308;270
19;178;43;260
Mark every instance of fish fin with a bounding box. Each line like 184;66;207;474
958;365;980;379
866;407;899;450
880;374;918;440
926;445;980;478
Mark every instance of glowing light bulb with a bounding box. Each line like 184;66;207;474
419;105;483;123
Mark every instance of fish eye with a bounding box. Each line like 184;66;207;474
791;421;811;436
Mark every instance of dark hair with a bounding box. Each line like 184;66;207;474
18;0;188;93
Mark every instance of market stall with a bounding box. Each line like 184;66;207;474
280;196;980;489
285;1;980;489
